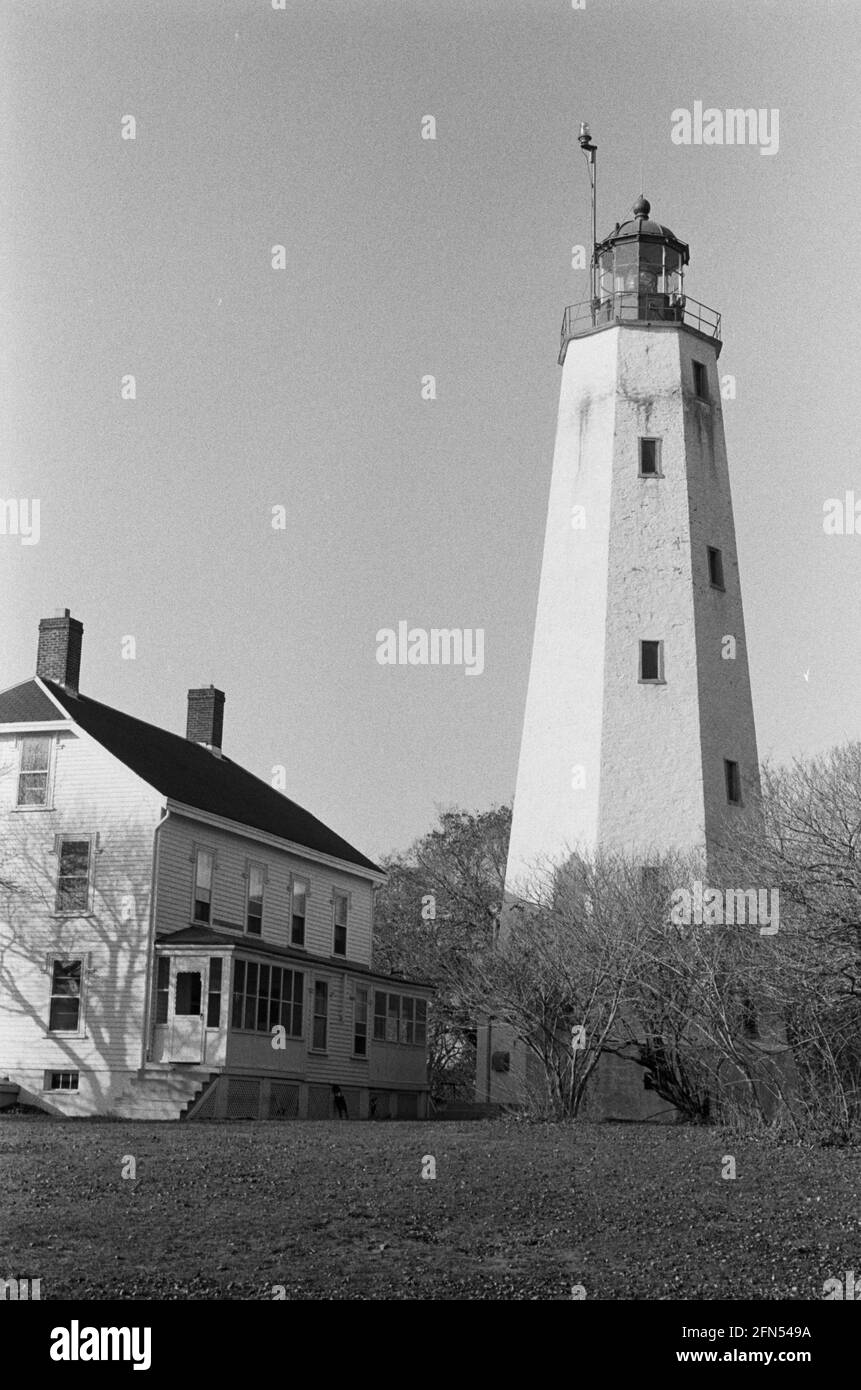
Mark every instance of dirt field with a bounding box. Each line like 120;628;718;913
1;1117;857;1300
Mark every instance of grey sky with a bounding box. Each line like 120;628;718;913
2;0;860;860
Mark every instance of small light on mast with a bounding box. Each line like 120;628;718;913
578;122;598;312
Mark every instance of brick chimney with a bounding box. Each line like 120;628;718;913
37;609;83;695
186;686;225;752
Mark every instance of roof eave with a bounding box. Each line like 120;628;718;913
165;798;385;882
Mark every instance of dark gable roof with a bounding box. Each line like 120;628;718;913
0;680;63;723
33;679;380;875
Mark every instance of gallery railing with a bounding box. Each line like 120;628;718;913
559;293;722;361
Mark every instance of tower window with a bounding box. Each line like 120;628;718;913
639;640;664;683
692;360;708;400
725;759;742;804
639;438;661;477
707;546;725;589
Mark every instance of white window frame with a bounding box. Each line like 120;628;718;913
53;834;95;916
353;984;369;1058
191;845;216;925
290;875;309;948
43;1069;79;1092
244;860;267;936
46;955;87;1037
332;889;350;958
15;734;55;810
310;977;329;1053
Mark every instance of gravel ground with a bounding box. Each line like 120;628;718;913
1;1117;857;1300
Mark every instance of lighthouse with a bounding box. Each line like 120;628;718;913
476;161;761;1109
504;192;760;894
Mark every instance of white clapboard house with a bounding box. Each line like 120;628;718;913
0;610;431;1120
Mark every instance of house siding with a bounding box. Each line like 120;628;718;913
155;812;374;964
0;725;164;1114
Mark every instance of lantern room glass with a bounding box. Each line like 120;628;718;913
597;240;684;322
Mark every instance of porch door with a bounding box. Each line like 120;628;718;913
169;957;208;1062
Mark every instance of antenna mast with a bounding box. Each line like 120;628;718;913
578;122;598;323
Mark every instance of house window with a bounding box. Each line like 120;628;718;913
312;981;328;1051
246;863;265;936
257;965;272;1030
333;891;348;956
692;360;708;400
725;759;742;805
206;958;222;1027
17;735;52;807
155;957;170;1024
354;986;368;1056
401;995;414;1045
48;959;82;1032
291;878;308;947
47;1071;78;1091
371;992;427;1046
230;959;303;1037
707;546;725;590
373;990;386;1041
639;438;661;477
193;848;214;924
639;640;664;683
386;993;400;1043
55;838;91;913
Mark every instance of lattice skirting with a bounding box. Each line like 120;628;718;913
269;1082;300;1120
185;1076;426;1121
226;1077;261;1119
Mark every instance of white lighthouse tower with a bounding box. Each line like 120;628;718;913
505;192;760;893
476;157;761;1108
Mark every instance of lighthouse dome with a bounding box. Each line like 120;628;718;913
599;197;690;262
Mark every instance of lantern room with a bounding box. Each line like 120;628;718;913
595;196;690;324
